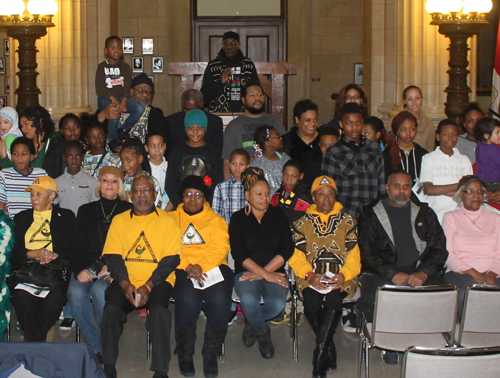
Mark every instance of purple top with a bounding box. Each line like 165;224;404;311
476;142;500;182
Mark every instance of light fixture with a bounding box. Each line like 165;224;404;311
426;0;491;124
0;0;58;113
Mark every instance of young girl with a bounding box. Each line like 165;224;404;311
251;125;291;195
271;159;312;224
59;113;83;143
383;111;428;185
363;116;386;151
474;117;500;193
81;113;121;179
0;107;23;160
120;137;166;209
421;119;472;223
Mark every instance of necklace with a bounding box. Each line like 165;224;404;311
101;202;118;229
464;212;481;224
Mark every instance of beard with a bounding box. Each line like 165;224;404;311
245;102;264;115
389;193;410;206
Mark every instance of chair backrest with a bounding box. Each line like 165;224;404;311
402;346;500;378
372;285;458;342
461;284;500;333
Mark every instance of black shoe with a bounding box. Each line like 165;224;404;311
203;357;218;378
202;324;226;378
242;319;256;348
175;326;197;377
104;370;117;378
59;318;75;330
323;344;337;372
381;350;399;365
255;326;274;359
179;361;195;377
152;372;168;378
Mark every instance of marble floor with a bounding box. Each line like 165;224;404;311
8;309;401;378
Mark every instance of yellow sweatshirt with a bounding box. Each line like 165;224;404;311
289;202;361;296
171;202;229;273
103;209;183;288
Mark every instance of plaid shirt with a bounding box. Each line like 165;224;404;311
212;177;246;224
321;138;385;220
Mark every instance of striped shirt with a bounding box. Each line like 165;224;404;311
212;177;246;225
0;167;48;218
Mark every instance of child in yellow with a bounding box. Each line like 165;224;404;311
289;175;360;378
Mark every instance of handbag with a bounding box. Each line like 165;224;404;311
13;258;68;290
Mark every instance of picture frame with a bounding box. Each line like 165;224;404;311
142;38;154;55
123;37;134;54
354;63;363;85
3;40;9;56
4;77;9;94
0;59;5;74
152;57;163;73
0;97;6;108
132;57;143;73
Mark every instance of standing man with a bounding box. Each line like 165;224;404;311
222;83;285;179
201;31;260;113
166;89;223;155
101;175;183;378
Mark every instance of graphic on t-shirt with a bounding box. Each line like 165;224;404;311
180;155;212;179
125;231;158;263
104;67;124;89
29;219;51;243
182;223;205;245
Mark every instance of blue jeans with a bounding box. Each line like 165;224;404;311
97;95;144;141
233;272;288;332
67;274;110;353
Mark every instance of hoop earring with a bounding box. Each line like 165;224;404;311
245;203;251;216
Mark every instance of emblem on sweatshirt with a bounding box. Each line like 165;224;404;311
182;223;205;245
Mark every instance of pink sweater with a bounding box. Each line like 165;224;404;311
443;206;500;275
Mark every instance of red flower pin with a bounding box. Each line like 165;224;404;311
203;175;212;188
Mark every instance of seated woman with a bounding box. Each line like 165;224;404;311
289;175;360;378
170;175;233;378
229;167;294;359
68;166;132;361
9;176;75;341
443;175;500;317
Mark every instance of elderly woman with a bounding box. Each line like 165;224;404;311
67;166;132;360
9;176;75;341
229;167;294;359
170;175;233;378
289;175;360;378
443;175;500;316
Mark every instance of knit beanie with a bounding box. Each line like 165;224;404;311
184;109;208;132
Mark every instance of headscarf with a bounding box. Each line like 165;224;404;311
0;107;21;138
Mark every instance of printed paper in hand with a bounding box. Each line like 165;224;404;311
15;283;50;298
191;266;224;290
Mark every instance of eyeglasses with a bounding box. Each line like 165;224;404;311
132;188;153;195
184;192;204;199
133;88;153;95
346;95;361;101
462;189;486;195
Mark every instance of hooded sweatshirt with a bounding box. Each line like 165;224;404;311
289;202;361;296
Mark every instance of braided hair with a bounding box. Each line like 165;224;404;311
241;167;267;192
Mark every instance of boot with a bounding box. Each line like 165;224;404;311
304;310;322;336
312;309;342;378
242;317;256;348
174;326;197;377
255;326;274;359
202;324;227;378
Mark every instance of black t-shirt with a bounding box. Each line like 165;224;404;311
382;200;420;271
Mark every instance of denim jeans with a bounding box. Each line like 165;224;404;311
233;271;288;332
97;95;144;141
67;274;110;353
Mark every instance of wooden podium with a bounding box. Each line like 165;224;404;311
168;62;297;126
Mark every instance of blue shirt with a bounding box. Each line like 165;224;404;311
212;176;246;225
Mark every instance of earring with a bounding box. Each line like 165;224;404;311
245;203;251;215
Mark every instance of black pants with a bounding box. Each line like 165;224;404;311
10;283;67;342
357;272;445;322
101;281;173;374
302;287;346;312
173;265;234;329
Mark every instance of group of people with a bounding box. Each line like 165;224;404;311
0;30;498;378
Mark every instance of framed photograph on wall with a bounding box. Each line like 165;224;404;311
123;37;134;54
3;40;9;56
0;97;6;108
4;77;10;94
152;57;163;73
0;59;5;74
142;38;153;55
132;57;143;73
354;63;363;85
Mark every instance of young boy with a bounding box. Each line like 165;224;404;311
0;137;47;219
322;103;385;219
212;148;250;225
420;119;472;223
165;109;224;207
303;126;340;188
95;36;143;143
55;141;98;216
145;131;172;211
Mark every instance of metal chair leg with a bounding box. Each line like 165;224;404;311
365;340;370;378
219;342;225;362
147;309;151;359
76;324;80;343
357;338;364;378
291;289;298;362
